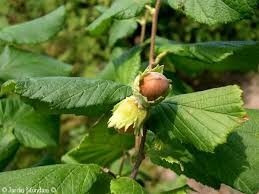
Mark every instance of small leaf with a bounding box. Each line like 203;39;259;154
168;0;258;25
0;46;71;81
0;126;19;171
0;97;59;149
0;6;66;44
156;38;259;74
147;85;246;152
62;116;134;166
109;19;138;46
1;77;132;116
99;47;142;85
152;175;189;194
0;164;111;194
111;177;146;194
147;109;259;194
87;0;149;35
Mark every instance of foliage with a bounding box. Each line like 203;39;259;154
0;0;258;194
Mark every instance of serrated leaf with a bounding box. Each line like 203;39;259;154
0;164;111;194
156;38;259;74
0;97;59;149
109;19;138;46
99;47;142;85
0;6;65;44
62;116;134;166
147;109;259;194
168;0;258;25
0;46;71;81
147;85;246;152
87;0;149;35
1;77;132;116
111;177;145;194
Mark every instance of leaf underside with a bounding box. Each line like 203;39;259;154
62;116;134;166
156;38;259;74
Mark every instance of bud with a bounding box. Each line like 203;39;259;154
108;96;148;134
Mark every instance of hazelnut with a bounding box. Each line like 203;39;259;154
140;72;170;101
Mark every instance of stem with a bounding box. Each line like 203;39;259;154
149;0;161;68
118;153;126;176
130;128;147;179
130;0;162;180
102;167;116;178
139;11;148;44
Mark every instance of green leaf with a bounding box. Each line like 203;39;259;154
168;0;258;25
62;116;134;166
147;109;259;194
0;97;59;149
87;0;149;35
147;85;246;152
156;38;259;74
110;177;145;194
0;126;19;171
152;175;189;194
0;46;71;81
0;6;65;44
99;47;142;85
1;77;132;116
109;19;138;46
0;164;111;194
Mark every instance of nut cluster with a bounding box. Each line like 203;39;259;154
108;65;171;134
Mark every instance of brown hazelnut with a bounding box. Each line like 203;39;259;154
139;72;169;101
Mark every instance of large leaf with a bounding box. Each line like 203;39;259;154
168;0;258;25
147;109;259;194
156;38;259;74
0;97;59;149
62;116;134;166
110;177;145;194
99;47;142;85
0;46;71;81
109;19;138;46
1;77;132;116
147;85;246;152
0;6;65;44
87;0;149;35
0;164;111;194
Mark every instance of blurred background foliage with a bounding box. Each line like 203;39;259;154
1;0;258;78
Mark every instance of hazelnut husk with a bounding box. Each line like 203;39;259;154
118;125;135;134
139;72;170;101
108;96;148;135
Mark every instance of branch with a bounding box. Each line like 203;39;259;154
130;0;162;180
149;0;162;68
